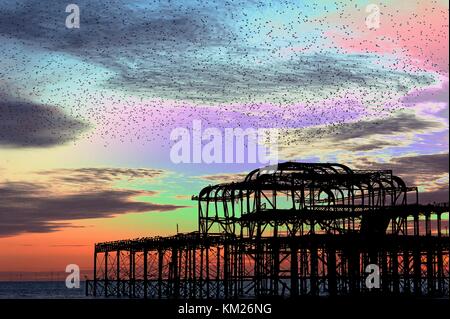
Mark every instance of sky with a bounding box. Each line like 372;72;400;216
0;0;448;276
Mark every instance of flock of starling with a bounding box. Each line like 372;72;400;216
0;0;447;149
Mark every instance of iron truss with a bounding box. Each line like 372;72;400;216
86;162;449;298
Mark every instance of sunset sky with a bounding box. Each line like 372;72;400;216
0;0;448;277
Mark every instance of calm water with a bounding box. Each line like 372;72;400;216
0;281;89;299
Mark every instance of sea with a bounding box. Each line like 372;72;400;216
0;281;89;299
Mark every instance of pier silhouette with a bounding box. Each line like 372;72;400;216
86;162;449;298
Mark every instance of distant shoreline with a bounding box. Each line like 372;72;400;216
0;270;92;282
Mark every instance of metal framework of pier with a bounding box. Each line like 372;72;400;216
86;162;449;298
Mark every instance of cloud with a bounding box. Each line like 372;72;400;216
0;96;88;147
104;53;435;105
0;167;187;237
0;184;184;237
311;111;441;146
49;244;89;247
0;1;436;105
0;0;228;50
199;172;247;184
194;153;448;204
354;153;449;203
379;153;448;177
276;108;446;159
402;81;449;105
402;80;449;120
37;167;164;186
327;112;442;140
324;2;449;74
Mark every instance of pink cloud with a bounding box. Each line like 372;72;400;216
324;4;449;74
